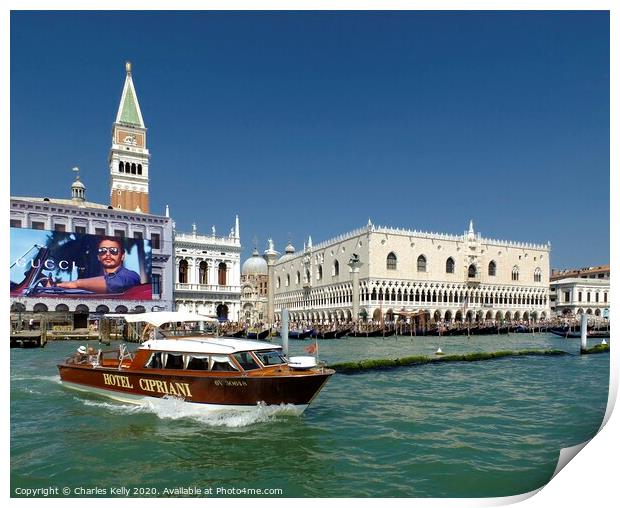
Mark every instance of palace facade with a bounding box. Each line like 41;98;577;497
272;221;551;323
173;221;241;321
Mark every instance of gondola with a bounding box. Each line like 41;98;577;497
246;329;270;341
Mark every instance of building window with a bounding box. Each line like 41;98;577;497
534;268;542;282
305;269;310;284
151;233;161;249
488;261;496;276
563;291;570;303
138;164;142;175
218;262;227;285
32;221;45;230
296;271;300;285
179;260;188;284
277;276;281;289
286;274;290;287
119;161;124;173
53;224;66;232
417;255;426;272
468;264;477;278
512;266;519;281
317;265;323;281
95;227;106;236
114;229;125;238
587;292;591;302
75;226;87;235
446;257;455;274
333;260;340;277
595;293;599;303
199;261;208;284
133;231;143;240
578;291;582;302
387;252;397;270
152;274;161;296
10;219;22;228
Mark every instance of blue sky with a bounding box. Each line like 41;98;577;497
10;11;610;268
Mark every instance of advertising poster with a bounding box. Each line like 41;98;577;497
10;227;152;300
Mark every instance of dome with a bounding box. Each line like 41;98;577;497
279;242;296;262
242;248;268;276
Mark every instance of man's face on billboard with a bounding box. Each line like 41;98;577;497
97;239;124;272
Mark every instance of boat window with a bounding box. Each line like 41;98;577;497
233;352;261;371
186;355;210;370
145;352;162;369
254;350;286;366
210;355;238;372
164;353;184;369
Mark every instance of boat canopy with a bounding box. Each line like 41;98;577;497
140;338;282;354
118;311;219;327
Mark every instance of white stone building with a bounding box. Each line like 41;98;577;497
173;221;241;321
549;265;610;318
272;221;551;324
10;179;174;319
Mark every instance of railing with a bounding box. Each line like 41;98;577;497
174;283;241;293
174;232;240;247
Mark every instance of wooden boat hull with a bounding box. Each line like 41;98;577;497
288;330;313;340
58;363;333;410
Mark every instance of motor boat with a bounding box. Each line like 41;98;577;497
57;311;334;413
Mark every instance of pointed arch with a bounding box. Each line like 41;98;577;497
387;252;397;270
446;257;455;274
417;255;427;272
488;260;496;277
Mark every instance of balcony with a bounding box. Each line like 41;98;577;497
174;283;241;294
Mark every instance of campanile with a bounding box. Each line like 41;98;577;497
109;61;150;212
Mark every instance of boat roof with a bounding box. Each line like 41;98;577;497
112;311;219;327
139;337;282;355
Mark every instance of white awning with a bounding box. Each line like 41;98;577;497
119;311;219;327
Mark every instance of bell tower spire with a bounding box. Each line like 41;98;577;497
109;61;150;213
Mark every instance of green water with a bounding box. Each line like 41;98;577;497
11;334;609;497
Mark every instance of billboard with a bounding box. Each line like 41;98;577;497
10;227;152;300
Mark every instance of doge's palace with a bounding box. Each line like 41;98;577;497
272;220;550;324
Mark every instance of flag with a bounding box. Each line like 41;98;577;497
305;343;317;354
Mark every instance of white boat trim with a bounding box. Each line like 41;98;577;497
140;337;282;354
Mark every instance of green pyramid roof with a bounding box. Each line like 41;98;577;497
119;84;141;126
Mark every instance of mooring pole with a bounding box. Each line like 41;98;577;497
282;308;289;358
580;313;588;352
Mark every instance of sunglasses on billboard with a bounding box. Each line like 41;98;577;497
97;247;120;256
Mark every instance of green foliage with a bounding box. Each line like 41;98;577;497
581;344;610;355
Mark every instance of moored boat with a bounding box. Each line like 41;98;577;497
57;312;334;413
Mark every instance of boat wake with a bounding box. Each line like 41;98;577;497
80;396;304;427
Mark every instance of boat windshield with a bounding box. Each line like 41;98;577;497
232;352;261;371
254;350;287;366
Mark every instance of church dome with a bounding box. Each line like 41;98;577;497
279;242;296;262
242;248;268;276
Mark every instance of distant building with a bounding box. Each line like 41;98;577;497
549;265;610;318
272;221;551;323
10;62;174;325
240;246;269;323
173;221;241;321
